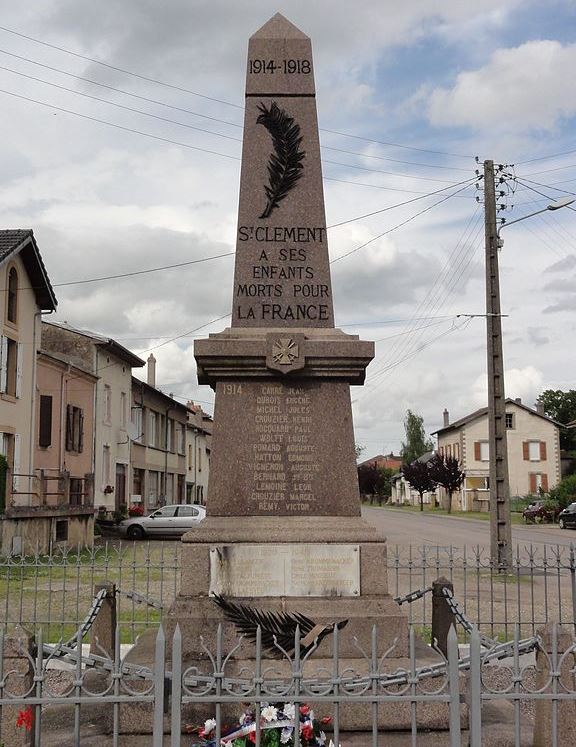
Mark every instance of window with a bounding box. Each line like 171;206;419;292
131;407;143;443
178;505;200;517
148;470;159;506
149;411;157;447
7;267;17;323
132;468;144;498
454;442;460;460
529;472;549;493
188;444;193;470
528;441;540;461
479;442;489;461
151;505;178;518
38;395;53;447
178;424;186;455
103;385;112;424
120;392;127;428
198;446;202;472
69;478;83;506
166;418;173;451
0;337;21;397
55;520;68;542
65;405;84;452
505;413;514;429
165;473;174;503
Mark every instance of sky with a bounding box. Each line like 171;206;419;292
1;0;576;459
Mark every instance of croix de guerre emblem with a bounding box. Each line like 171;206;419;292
266;333;305;374
272;338;299;365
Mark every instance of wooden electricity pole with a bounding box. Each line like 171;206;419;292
484;159;512;572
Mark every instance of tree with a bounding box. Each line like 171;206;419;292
400;410;434;465
429;454;464;514
355;443;365;460
547;474;576;510
357;465;395;505
537;390;576;451
402;459;437;512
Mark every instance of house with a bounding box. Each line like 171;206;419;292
0;230;57;554
31;350;98;550
358;453;402;472
130;356;188;510
185;400;212;504
391;451;438;507
432;399;561;512
41;321;145;514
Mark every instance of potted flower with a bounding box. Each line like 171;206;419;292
128;503;144;517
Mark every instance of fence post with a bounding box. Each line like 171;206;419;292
432;576;456;658
0;626;36;747
89;582;117;658
533;622;576;746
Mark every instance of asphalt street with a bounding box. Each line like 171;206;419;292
361;505;576;552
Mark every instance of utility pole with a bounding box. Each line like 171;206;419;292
484;159;512;572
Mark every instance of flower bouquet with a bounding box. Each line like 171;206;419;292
193;703;333;747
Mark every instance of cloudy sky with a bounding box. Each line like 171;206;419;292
2;0;576;458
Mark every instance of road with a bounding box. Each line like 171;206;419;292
361;505;576;552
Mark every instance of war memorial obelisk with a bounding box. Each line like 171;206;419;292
170;14;409;695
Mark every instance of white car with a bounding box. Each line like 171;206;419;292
118;504;206;540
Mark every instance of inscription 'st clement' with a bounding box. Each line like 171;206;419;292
231;13;334;328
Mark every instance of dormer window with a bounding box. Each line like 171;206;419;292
7;267;17;323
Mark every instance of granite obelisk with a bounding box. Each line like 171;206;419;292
169;13;408;678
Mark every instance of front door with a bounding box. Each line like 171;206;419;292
115;463;126;510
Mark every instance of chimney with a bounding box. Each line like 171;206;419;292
515;397;522;404
536;402;545;416
443;409;450;427
147;354;156;387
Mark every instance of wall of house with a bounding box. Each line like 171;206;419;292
94;348;132;512
0;513;94;555
0;255;41;508
35;355;95;482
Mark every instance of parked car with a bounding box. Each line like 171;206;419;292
522;500;561;524
118;504;206;539
558;502;576;529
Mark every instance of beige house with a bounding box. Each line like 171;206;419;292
41;322;145;514
26;350;98;551
0;230;57;553
433;399;561;512
185;400;212;505
131;357;187;510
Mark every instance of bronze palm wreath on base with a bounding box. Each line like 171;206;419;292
211;594;348;656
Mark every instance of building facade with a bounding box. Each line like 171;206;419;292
41;322;145;514
0;230;57;554
433;399;561;511
186;401;212;505
358;453;403;472
131;358;187;510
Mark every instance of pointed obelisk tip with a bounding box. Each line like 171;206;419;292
251;13;309;40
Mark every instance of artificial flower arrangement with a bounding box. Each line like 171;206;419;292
192;703;334;747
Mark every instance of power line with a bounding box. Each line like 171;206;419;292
517;148;576;166
330;181;475;264
0;23;475;161
327;177;477;228
0;24;244;109
0;87;241;160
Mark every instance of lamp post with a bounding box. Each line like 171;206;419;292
484;157;574;572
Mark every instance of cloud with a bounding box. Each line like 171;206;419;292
470;365;544;408
427;40;576;132
544;255;576;273
527;327;550;347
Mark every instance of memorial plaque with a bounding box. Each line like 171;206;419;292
209;544;360;597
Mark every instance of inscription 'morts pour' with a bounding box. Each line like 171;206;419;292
257;101;305;219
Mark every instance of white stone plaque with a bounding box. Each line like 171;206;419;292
209;544;360;597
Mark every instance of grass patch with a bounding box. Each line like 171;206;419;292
364;503;524;524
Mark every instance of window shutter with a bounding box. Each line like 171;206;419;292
65;405;73;451
39;395;52;448
0;336;7;393
523;442;530;461
529;473;537;493
15;343;23;398
79;410;84;453
13;433;21;491
540;441;547;460
542;473;549;491
474;441;481;460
